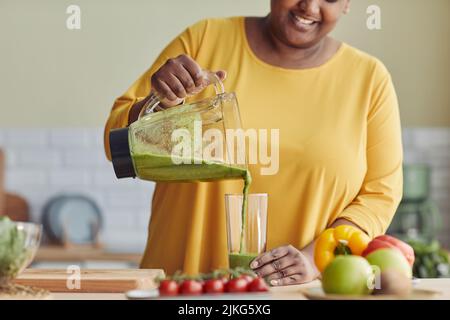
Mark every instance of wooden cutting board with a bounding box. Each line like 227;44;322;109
13;269;164;293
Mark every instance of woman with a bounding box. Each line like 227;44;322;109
104;0;402;285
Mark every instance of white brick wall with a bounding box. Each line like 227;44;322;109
4;130;49;147
0;127;449;251
0;128;155;253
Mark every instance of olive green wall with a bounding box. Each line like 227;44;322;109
0;0;449;127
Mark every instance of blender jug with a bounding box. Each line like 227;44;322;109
109;72;247;182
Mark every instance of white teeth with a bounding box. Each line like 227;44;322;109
294;15;315;25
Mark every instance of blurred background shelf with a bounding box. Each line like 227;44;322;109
389;164;443;242
34;245;141;264
30;245;141;269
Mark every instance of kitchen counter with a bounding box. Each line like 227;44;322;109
49;278;450;300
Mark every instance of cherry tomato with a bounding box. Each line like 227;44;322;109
240;274;254;283
179;280;203;295
203;279;225;294
158;280;179;296
219;276;229;284
247;278;269;292
225;277;249;293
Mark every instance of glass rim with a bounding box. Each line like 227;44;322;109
225;193;268;197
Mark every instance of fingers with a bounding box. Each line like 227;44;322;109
270;274;308;287
253;255;295;278
152;69;187;100
215;70;227;81
250;245;292;270
166;73;187;99
152;79;179;102
173;65;197;94
265;265;302;283
151;55;199;100
151;54;227;102
178;55;204;87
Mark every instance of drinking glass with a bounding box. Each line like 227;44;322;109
225;193;268;268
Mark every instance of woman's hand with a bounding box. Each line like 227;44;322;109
151;54;226;108
250;245;320;286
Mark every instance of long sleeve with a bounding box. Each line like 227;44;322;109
103;20;208;160
335;66;403;238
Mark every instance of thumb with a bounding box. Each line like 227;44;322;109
215;70;227;81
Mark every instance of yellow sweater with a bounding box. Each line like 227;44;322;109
104;17;403;275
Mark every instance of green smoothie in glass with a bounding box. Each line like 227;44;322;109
226;173;267;268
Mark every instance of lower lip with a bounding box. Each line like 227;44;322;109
289;12;317;32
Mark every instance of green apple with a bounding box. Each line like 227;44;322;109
322;255;373;295
366;248;412;279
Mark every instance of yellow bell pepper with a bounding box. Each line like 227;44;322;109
314;225;371;273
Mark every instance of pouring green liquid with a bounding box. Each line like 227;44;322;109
228;170;256;269
240;170;251;253
131;152;254;268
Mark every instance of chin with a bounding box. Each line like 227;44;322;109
284;34;321;49
270;15;329;49
281;23;325;48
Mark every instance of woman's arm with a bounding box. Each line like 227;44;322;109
334;68;403;238
103;20;209;160
252;64;402;286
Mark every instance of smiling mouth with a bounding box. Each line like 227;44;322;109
290;12;320;27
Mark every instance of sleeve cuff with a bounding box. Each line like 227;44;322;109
334;207;385;239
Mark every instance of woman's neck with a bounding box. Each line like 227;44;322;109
245;16;340;70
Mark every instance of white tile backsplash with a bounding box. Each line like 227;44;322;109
48;170;92;187
412;128;450;149
16;149;63;167
4;148;18;167
401;130;415;148
5;129;49;147
0;127;449;251
5;169;48;189
102;209;140;230
62;149;106;167
88;128;106;147
49;128;91;148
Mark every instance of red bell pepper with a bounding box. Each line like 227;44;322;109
362;235;415;266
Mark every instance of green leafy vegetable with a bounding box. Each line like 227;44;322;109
407;239;450;278
0;216;28;281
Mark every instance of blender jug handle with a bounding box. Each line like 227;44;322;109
139;71;225;119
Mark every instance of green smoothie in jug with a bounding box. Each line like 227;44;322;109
128;99;255;269
132;152;248;182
